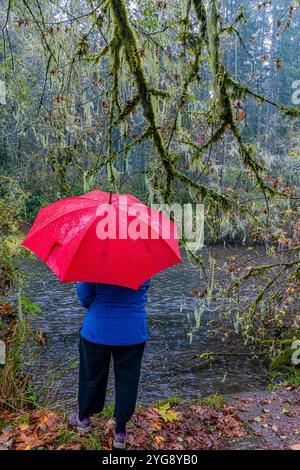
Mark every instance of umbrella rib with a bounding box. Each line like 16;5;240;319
62;215;100;281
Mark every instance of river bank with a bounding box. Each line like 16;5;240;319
1;386;300;450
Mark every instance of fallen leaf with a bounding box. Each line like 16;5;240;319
57;442;82;450
154;435;165;445
19;423;30;432
15;434;43;450
154;404;180;423
282;408;293;417
290;443;300;450
148;421;162;431
262;408;270;413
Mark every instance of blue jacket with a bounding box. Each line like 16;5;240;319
77;280;150;345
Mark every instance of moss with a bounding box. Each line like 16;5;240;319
192;0;208;39
54;429;79;447
189;2;296;206
111;33;122;114
279;107;300;119
270;340;300;370
174;168;232;210
268;339;300;387
110;0;174;201
207;0;220;91
114;95;141;125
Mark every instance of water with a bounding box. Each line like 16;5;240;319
21;246;267;409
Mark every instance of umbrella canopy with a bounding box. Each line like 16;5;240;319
22;190;182;289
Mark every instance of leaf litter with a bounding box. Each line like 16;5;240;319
1;386;300;450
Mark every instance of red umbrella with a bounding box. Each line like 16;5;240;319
22;190;182;289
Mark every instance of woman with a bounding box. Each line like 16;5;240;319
68;280;150;450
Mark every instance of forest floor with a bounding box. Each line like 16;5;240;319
1;385;300;450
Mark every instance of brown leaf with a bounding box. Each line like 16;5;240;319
57;442;83;450
15;434;43;450
0;435;14;450
30;409;46;420
101;436;113;450
36;412;60;432
148;421;162;431
291;443;300;450
102;418;114;435
235;111;246;121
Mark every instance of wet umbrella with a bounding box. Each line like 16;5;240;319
22;190;182;289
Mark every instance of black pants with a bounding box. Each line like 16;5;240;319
78;336;145;423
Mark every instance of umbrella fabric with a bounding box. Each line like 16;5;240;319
22;190;182;289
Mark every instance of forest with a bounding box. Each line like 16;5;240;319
0;0;300;454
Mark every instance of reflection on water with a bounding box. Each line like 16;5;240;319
21;246;267;409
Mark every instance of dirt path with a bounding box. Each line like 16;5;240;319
227;386;300;450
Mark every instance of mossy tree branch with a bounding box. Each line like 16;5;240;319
109;0;174;201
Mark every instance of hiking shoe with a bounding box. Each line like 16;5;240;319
113;432;127;450
68;412;92;433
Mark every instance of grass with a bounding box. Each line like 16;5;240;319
54;429;80;447
144;394;227;413
200;393;227;410
83;433;102;450
101;403;115;419
150;395;183;408
11;413;31;427
268;368;300;390
0;320;32;412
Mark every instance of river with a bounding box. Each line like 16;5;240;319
21;245;267;410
